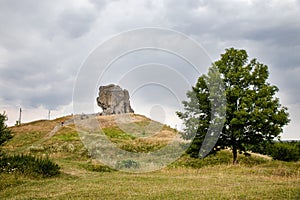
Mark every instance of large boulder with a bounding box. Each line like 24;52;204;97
96;84;134;115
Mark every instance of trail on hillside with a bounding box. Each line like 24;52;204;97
45;118;74;138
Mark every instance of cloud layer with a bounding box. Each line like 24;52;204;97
0;0;299;139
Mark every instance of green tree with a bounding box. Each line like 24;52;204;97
177;48;290;163
0;112;12;146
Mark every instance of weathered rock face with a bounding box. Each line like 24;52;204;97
96;84;134;115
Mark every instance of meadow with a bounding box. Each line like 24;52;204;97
1;114;299;199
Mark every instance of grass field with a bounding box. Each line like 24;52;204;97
1;163;299;199
1;114;299;199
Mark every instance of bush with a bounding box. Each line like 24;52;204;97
115;159;140;169
170;151;232;168
0;154;60;177
270;142;300;162
119;140;166;153
82;162;115;173
247;141;300;162
170;150;269;168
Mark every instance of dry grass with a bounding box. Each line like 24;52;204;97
1;114;299;199
1;164;299;199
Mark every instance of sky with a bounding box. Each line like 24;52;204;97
0;0;299;140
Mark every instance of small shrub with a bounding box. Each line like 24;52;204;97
115;159;140;169
170;150;269;168
84;163;115;173
0;154;60;177
170;151;232;168
238;154;268;166
119;140;166;153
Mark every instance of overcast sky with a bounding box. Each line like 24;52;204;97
0;0;299;140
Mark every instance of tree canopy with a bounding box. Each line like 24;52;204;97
0;112;12;146
177;48;290;163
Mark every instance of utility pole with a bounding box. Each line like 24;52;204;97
48;110;51;120
18;107;22;125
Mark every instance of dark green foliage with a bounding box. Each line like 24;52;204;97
171;151;232;168
115;159;140;169
83;163;115;173
186;136;205;158
246;140;271;155
270;142;300;161
0;112;13;146
248;141;300;162
170;150;268;168
0;154;60;177
178;48;290;163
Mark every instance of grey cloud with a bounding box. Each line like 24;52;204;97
57;8;97;38
0;0;299;139
89;0;109;10
244;25;300;47
1;71;74;107
167;0;300;45
0;0;107;110
162;0;300;87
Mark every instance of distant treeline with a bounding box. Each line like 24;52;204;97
248;140;300;162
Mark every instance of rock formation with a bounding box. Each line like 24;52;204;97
96;84;134;115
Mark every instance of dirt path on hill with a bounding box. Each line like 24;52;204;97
45;118;74;138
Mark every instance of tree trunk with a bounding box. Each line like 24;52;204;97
232;144;238;164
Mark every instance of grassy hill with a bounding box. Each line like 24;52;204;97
1;114;299;199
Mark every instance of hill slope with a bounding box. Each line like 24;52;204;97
4;114;179;171
1;114;300;199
